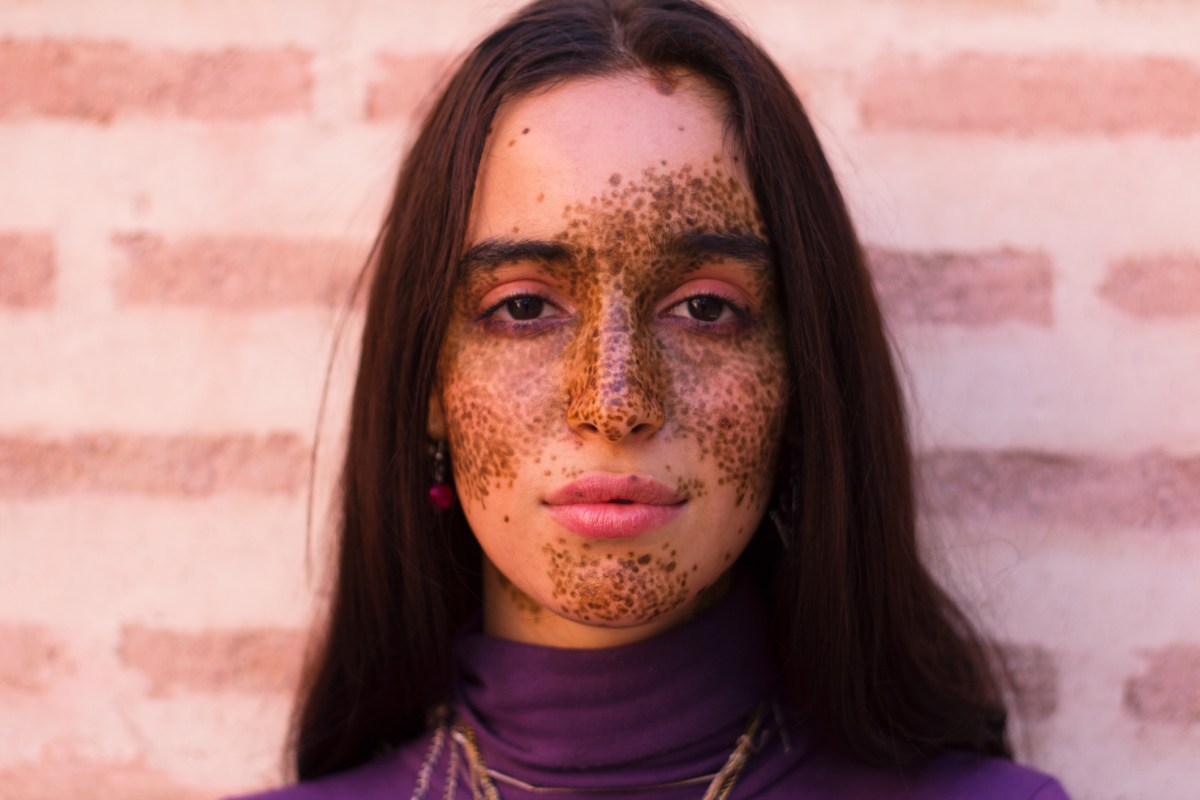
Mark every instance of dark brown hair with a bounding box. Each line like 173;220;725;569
293;0;1011;780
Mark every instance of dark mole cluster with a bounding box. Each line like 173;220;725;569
441;160;788;512
543;540;699;623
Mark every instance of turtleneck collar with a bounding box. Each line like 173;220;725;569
451;576;775;789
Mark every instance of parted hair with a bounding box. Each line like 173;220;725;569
292;0;1011;780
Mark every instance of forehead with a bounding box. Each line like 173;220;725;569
468;72;756;244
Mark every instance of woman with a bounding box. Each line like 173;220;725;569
234;0;1069;797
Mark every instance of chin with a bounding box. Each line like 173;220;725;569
541;539;698;625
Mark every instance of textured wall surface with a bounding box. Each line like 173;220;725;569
2;1;1198;798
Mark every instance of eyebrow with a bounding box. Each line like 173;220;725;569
663;230;772;269
457;238;576;277
457;229;771;277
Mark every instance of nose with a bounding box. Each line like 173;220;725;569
565;302;666;443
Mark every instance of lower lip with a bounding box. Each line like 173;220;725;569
544;502;683;539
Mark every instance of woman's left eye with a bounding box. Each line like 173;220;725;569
664;294;743;325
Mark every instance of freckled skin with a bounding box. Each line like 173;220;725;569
445;166;782;509
433;73;788;648
544;543;690;623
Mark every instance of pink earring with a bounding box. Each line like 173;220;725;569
428;439;454;511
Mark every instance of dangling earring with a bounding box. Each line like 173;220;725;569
428;439;454;511
768;455;798;549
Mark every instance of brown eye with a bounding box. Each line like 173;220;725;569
506;296;545;320
686;296;725;322
662;289;748;329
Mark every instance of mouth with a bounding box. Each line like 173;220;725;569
544;473;685;506
543;474;686;539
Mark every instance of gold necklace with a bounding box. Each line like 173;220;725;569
432;704;766;800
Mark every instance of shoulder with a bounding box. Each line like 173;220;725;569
221;730;436;800
765;747;1069;800
897;751;1069;800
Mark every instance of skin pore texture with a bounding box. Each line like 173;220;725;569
429;72;789;648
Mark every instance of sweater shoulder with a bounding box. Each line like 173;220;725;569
761;748;1069;800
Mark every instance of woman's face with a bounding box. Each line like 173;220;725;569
431;72;789;647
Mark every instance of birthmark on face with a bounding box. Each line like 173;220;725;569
441;162;787;512
543;542;690;623
552;165;784;508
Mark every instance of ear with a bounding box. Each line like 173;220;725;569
427;391;447;440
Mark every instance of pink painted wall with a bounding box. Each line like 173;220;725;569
2;1;1198;797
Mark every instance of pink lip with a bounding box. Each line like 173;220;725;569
543;474;685;539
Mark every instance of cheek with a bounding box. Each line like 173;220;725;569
439;329;569;505
662;331;789;508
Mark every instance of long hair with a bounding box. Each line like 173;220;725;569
292;0;1011;779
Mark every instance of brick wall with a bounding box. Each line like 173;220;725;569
1;1;1197;797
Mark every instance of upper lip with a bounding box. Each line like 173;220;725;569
544;474;684;506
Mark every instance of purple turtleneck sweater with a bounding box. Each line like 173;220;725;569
229;582;1069;799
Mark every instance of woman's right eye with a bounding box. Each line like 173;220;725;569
498;295;547;321
477;291;566;334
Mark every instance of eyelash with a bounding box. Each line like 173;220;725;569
476;289;753;335
476;291;565;335
662;289;751;332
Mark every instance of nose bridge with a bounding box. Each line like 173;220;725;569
566;290;666;442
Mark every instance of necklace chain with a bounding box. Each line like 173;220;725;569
410;705;766;800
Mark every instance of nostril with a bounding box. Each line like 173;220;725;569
566;371;666;440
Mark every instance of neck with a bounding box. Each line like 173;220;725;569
481;558;732;648
452;573;781;785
